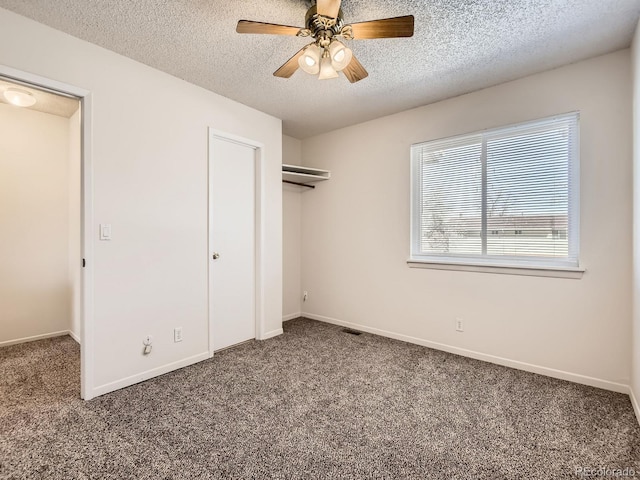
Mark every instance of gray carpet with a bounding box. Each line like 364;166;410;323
1;318;639;479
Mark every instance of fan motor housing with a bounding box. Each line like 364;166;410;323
305;5;345;39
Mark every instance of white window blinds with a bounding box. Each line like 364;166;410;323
411;113;579;269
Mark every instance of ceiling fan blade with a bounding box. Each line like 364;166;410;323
236;20;302;36
273;47;306;78
317;0;342;19
342;55;368;83
349;15;414;39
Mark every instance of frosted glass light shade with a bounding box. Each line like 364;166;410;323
329;40;352;72
3;88;36;107
318;56;339;80
298;44;321;75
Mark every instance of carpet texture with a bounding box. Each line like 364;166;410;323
1;318;639;479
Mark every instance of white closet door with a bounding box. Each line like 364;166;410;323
209;136;256;351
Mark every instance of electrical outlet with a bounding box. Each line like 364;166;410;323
455;318;464;332
174;327;183;343
303;291;308;302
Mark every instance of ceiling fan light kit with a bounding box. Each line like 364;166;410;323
299;44;321;74
298;40;352;78
236;0;414;83
319;55;340;80
329;40;352;71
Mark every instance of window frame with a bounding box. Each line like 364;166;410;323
409;112;583;278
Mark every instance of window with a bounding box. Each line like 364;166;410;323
410;113;580;272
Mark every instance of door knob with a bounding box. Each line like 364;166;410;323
212;252;220;260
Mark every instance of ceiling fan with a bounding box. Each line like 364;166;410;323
236;0;414;83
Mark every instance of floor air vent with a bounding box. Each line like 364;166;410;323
342;328;363;336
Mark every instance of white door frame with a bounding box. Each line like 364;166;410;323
0;65;94;400
208;128;265;357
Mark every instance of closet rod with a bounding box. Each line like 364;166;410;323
282;180;315;189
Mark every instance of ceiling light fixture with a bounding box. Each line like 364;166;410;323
297;39;353;81
298;44;322;75
329;40;352;72
3;88;37;107
318;54;339;80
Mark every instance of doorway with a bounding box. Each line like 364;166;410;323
0;66;92;399
208;130;263;353
0;77;80;343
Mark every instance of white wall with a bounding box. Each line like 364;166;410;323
68;108;81;342
301;50;632;391
0;104;71;344
0;7;282;398
283;135;302;320
632;21;640;420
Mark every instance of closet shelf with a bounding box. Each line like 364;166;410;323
282;164;330;189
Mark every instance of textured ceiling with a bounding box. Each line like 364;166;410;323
0;1;638;138
0;78;79;118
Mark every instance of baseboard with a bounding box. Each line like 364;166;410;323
630;388;640;426
282;312;301;322
303;312;630;394
91;351;210;398
0;330;70;348
68;330;81;344
260;328;284;340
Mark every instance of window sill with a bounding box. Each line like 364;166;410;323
407;259;585;279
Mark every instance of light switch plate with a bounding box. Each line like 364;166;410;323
174;327;183;343
100;224;112;240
